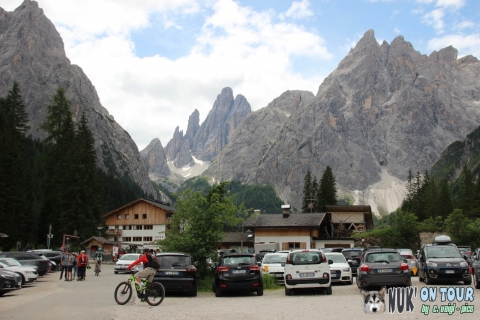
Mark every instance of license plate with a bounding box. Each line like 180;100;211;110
299;273;315;278
445;270;455;274
118;266;126;269
377;269;393;273
164;271;179;275
275;274;284;278
233;270;246;274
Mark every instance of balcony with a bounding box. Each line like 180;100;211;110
106;229;122;237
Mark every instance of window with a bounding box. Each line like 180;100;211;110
134;214;139;219
125;214;130;220
114;225;119;229
133;237;142;242
143;237;152;242
117;214;122;220
142;214;147;219
133;225;143;230
123;237;131;242
144;225;153;230
288;242;301;250
124;225;132;230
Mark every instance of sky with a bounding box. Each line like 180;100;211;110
1;0;480;150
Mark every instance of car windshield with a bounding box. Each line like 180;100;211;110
342;251;362;259
119;254;139;261
290;252;322;265
223;256;255;266
366;252;402;263
158;255;193;268
426;247;462;258
262;254;287;264
0;259;22;266
326;254;347;263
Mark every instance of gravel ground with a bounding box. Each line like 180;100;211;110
1;264;478;319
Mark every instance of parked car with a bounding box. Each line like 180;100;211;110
0;269;22;296
396;249;418;276
356;248;411;290
471;248;480;289
0;252;49;276
0;260;38;285
322;247;345;253
34;251;62;271
260;252;288;283
284;249;332;295
342;248;364;276
153;253;197;296
113;253;142;274
213;253;263;297
417;243;470;285
325;252;353;285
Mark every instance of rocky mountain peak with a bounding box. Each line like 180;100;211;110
140;138;171;177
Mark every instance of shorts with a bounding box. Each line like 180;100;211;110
66;266;73;272
135;267;156;283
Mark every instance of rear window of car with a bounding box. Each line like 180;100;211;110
342;250;363;259
222;256;255;266
425;246;462;258
158;255;193;267
326;254;347;263
262;254;287;264
365;252;402;263
290;252;323;265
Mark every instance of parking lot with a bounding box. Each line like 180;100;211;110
1;264;478;319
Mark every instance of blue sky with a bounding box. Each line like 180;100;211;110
1;0;479;150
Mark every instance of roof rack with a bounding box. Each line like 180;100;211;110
433;235;453;245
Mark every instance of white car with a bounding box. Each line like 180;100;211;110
284;249;332;295
0;259;38;285
114;254;142;274
261;252;288;283
325;252;353;285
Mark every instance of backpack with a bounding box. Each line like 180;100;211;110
146;254;160;269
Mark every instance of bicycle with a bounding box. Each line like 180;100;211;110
94;260;101;276
114;271;165;306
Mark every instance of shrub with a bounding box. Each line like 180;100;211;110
262;273;281;290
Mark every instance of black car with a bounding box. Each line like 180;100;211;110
213;253;263;297
356;248;411;290
0;269;22;296
33;251;62;271
153;253;197;296
322;247;345;253
0;252;50;276
418;244;470;285
342;248;364;276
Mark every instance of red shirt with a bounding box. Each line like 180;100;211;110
127;253;149;270
77;253;89;266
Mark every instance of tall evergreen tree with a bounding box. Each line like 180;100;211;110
311;175;319;212
302;170;313;212
317;166;338;211
457;164;475;217
437;178;453;219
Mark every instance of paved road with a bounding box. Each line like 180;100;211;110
1;265;478;319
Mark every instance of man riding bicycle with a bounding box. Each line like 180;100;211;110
127;248;159;289
94;248;104;272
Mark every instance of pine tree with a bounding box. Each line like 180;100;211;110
437;179;453;219
311;175;319;212
302;170;313;212
317;166;338;211
457;164;475;217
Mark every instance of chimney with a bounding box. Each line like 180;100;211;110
254;209;261;220
281;204;291;218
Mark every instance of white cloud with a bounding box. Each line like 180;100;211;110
427;33;480;57
435;0;465;9
280;0;313;20
453;20;475;30
11;0;331;150
423;8;445;33
394;27;401;34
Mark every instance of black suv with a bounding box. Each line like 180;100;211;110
35;251;63;271
0;252;50;276
153;253;197;296
213;253;263;297
418;244;470;285
342;248;364;276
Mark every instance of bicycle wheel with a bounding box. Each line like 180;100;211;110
145;282;165;306
114;281;132;305
95;264;100;276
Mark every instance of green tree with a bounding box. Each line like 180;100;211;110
317;166;338;211
457;165;475;217
445;209;472;245
389;209;419;249
158;182;246;277
302;170;314;212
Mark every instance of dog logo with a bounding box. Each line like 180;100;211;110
361;287;386;314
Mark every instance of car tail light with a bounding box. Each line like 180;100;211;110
186;266;196;272
249;265;260;272
217;266;230;273
360;264;370;272
400;263;409;271
322;255;327;263
323;272;329;278
286;274;292;280
286;257;291;264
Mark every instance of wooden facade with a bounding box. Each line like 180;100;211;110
255;228;319;238
105;200;172;226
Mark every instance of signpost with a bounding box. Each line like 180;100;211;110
62;233;79;252
47;224;53;249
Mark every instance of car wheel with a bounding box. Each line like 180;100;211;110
464;275;472;285
425;274;432;285
190;287;197;297
474;273;480;289
215;286;222;297
285;286;292;296
16;273;25;285
257;286;263;296
114;271;118;274
325;286;332;295
0;292;5;297
418;273;424;282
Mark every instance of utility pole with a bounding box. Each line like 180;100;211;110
306;198;316;213
47;224;53;249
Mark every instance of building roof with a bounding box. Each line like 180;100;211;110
325;205;374;230
243;213;326;228
103;197;175;218
222;232;253;243
80;236;135;246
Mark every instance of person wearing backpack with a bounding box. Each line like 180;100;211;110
77;250;89;281
127;248;159;289
94;248;104;272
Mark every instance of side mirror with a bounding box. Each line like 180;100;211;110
257;262;261;266
328;259;333;265
347;259;352;263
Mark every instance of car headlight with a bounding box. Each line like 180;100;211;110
25;271;33;274
342;267;351;272
460;261;468;267
427;262;437;267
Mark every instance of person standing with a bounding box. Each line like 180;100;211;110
64;251;75;281
77;250;89;281
59;251;67;280
72;253;78;279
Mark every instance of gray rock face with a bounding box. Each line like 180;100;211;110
0;0;158;197
205;30;480;209
140;138;171;178
164;110;199;168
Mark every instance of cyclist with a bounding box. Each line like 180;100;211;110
94;248;104;272
127;248;159;289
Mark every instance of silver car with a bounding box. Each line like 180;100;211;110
261;252;288;283
397;249;418;276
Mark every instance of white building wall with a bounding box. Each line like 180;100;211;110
108;224;166;246
314;239;354;249
255;236;312;250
